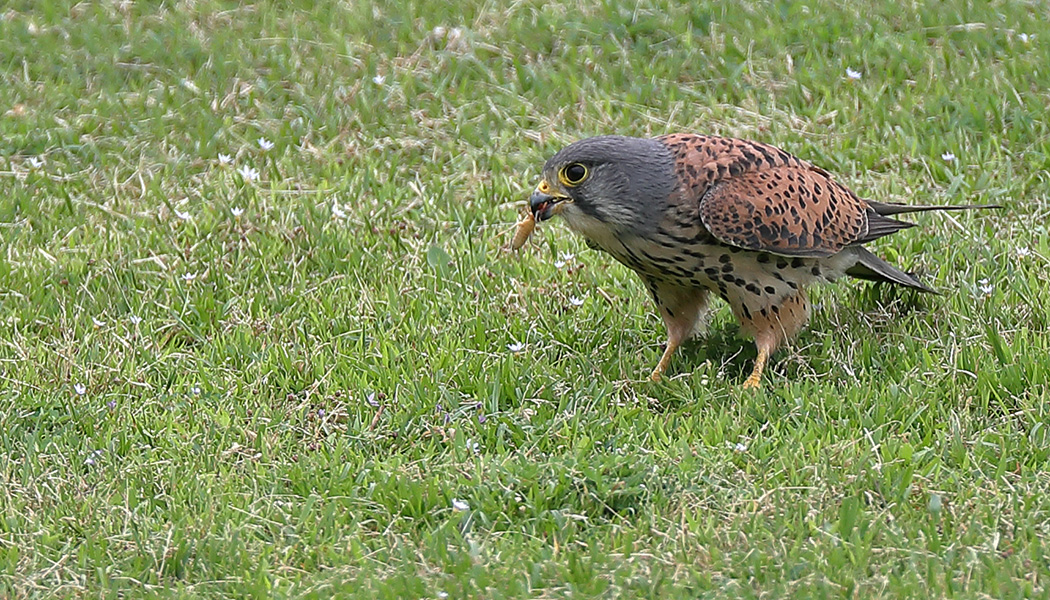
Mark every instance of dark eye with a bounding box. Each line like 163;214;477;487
561;163;588;186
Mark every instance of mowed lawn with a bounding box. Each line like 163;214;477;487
1;1;1048;597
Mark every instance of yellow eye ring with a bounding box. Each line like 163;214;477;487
559;163;588;186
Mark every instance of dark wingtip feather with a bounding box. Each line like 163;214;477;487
867;200;1004;216
856;213;916;244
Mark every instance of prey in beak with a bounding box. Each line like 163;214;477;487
507;179;571;252
529;180;570;222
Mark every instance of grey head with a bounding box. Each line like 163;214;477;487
528;136;676;236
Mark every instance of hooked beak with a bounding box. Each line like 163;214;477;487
529;182;569;222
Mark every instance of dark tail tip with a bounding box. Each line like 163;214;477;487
846;247;937;294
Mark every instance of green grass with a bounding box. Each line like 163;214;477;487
1;0;1048;597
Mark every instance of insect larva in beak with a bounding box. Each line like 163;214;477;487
509;210;536;251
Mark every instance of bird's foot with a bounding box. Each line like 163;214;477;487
741;344;770;390
741;374;762;389
650;338;681;383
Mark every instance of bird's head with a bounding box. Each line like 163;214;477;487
528;136;677;236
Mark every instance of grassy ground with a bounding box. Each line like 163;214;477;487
1;0;1048;597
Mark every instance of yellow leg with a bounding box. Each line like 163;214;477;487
742;344;770;389
646;285;710;383
650;338;682;382
735;288;809;390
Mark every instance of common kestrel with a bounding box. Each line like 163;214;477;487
527;134;996;388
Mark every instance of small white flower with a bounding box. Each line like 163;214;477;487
217;153;232;165
231;207;245;217
192;385;201;395
1019;33;1031;43
447;27;466;46
27;156;43;169
507;342;525;352
84;449;103;466
92;317;106;328
554;260;566;269
845;68;862;80
451;498;469;512
74;383;87;395
258;138;274;151
734;442;748;453
373;74;386;85
129;314;142;325
941;152;956;162
465;439;480;454
978;278;993;295
331;203;348;219
237;165;259;182
182;272;198;282
559;252;575;262
437;592;449;600
1016;247;1031;258
569;296;584;306
174;210;192;220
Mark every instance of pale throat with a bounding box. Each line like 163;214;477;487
561;205;630;254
